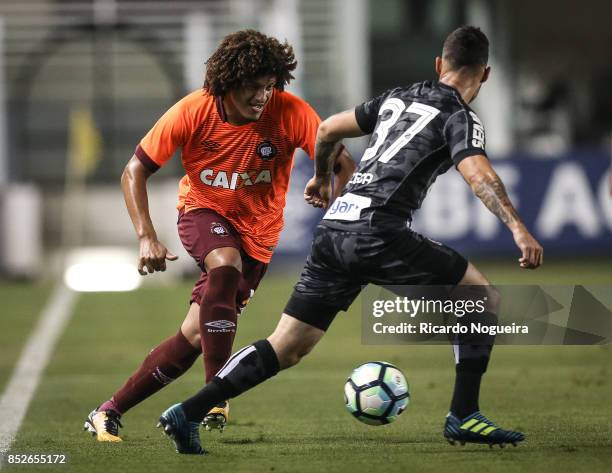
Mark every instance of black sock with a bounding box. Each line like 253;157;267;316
451;304;495;420
181;339;280;422
450;356;488;419
450;371;483;419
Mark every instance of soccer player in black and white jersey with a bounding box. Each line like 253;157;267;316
158;26;543;453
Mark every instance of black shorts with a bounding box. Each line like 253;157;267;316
284;224;468;331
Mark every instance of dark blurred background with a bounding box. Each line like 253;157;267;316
0;0;610;283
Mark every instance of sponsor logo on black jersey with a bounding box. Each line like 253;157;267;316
256;140;277;160
469;111;485;149
349;172;374;185
210;222;230;237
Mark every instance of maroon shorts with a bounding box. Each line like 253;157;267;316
177;208;268;309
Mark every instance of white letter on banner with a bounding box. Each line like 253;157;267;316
598;173;612;232
536;162;600;238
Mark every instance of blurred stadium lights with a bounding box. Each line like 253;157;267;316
63;247;141;292
0;0;610;280
0;0;370;279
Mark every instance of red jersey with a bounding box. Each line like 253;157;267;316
135;89;320;262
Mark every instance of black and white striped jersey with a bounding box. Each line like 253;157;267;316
323;81;487;231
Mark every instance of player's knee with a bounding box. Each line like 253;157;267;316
181;325;201;348
278;352;303;369
201;265;242;306
294;343;314;364
276;343;313;369
204;248;242;272
213;259;242;273
187;332;201;348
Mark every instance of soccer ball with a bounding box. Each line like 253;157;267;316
344;361;409;425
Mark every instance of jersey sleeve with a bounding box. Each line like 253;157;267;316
135;98;192;172
443;108;488;166
354;92;387;134
285;95;321;160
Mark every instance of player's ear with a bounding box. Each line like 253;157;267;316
435;57;443;76
481;66;491;84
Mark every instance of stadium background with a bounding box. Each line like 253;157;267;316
0;1;610;472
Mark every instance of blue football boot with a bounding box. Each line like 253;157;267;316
157;403;206;455
444;411;525;448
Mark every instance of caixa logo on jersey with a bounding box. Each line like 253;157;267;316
256;140;277;161
200;168;272;190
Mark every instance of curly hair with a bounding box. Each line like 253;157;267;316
204;29;297;96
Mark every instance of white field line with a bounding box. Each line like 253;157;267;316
0;284;77;465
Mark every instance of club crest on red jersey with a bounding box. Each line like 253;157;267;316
256;140;277;161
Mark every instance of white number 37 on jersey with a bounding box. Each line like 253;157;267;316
361;99;440;164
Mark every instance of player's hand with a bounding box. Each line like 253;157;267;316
137;236;178;275
512;227;543;269
304;175;332;209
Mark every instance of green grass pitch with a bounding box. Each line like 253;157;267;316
2;259;612;472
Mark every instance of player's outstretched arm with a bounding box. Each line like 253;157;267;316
305;109;364;209
121;155;178;275
457;155;543;269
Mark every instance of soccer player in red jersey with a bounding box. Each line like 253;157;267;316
157;26;541;455
84;30;355;442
